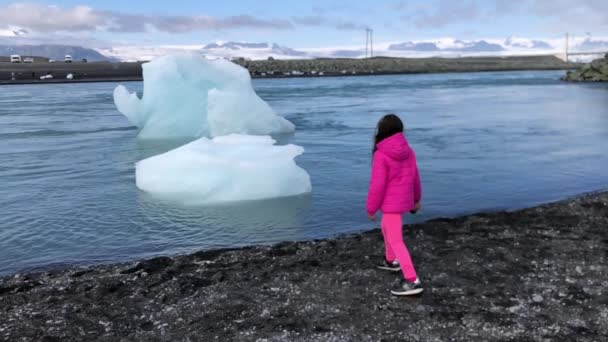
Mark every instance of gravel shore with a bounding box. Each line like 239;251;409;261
1;192;606;341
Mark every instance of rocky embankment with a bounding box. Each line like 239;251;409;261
562;54;608;82
1;192;607;341
1;55;577;84
238;55;575;77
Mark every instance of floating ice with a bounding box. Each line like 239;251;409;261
119;54;309;204
114;53;294;140
135;134;311;205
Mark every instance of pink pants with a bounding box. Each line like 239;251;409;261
381;213;418;282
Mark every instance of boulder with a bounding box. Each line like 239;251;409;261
563;56;608;82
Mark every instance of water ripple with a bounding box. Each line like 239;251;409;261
1;71;608;275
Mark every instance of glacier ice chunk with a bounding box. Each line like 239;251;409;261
114;53;295;140
135;134;311;205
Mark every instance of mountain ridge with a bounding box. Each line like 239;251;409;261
0;44;114;61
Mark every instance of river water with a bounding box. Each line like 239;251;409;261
1;70;607;275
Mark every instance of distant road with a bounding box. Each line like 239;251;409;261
0;61;143;84
0;55;578;85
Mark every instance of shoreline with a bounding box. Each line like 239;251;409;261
0;76;142;85
562;54;608;82
0;67;574;86
0;55;578;85
1;191;606;341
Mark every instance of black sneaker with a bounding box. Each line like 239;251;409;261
377;259;400;272
391;278;423;296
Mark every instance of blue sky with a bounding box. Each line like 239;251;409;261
0;0;607;47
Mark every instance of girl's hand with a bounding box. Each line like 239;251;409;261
368;213;377;221
410;202;422;214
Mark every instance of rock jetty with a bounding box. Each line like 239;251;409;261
562;54;608;82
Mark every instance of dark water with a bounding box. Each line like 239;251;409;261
1;71;607;276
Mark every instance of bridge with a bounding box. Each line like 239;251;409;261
557;33;608;62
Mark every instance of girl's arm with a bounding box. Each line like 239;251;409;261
413;156;422;204
366;152;388;215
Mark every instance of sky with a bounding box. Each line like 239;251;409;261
1;0;608;48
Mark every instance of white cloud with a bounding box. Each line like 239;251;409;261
0;3;102;32
292;15;367;31
93;35;608;62
414;1;481;29
0;2;374;36
0;2;293;34
394;0;608;33
529;0;608;32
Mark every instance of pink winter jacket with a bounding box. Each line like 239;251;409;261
366;133;422;215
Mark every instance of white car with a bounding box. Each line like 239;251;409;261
49;59;56;63
23;57;34;63
64;55;73;63
10;55;21;63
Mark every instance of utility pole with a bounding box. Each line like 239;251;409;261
370;28;373;57
365;28;374;58
365;29;369;58
565;32;569;63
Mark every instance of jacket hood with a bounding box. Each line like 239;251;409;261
376;133;411;161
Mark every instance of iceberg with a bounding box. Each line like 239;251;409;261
114;53;295;140
118;54;309;205
135;134;311;205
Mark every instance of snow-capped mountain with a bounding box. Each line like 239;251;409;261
0;44;112;61
98;45;204;62
382;37;608;61
0;29;28;37
504;37;552;50
268;43;307;57
577;38;608;51
93;36;608;62
200;41;307;59
387;38;557;53
387;41;440;52
99;41;309;61
389;39;504;52
203;42;269;50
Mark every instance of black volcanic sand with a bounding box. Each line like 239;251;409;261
1;193;607;341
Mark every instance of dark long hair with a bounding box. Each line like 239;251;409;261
373;114;404;154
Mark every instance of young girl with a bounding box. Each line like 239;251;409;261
366;114;423;296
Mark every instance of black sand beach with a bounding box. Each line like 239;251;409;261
0;55;577;85
1;192;606;341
